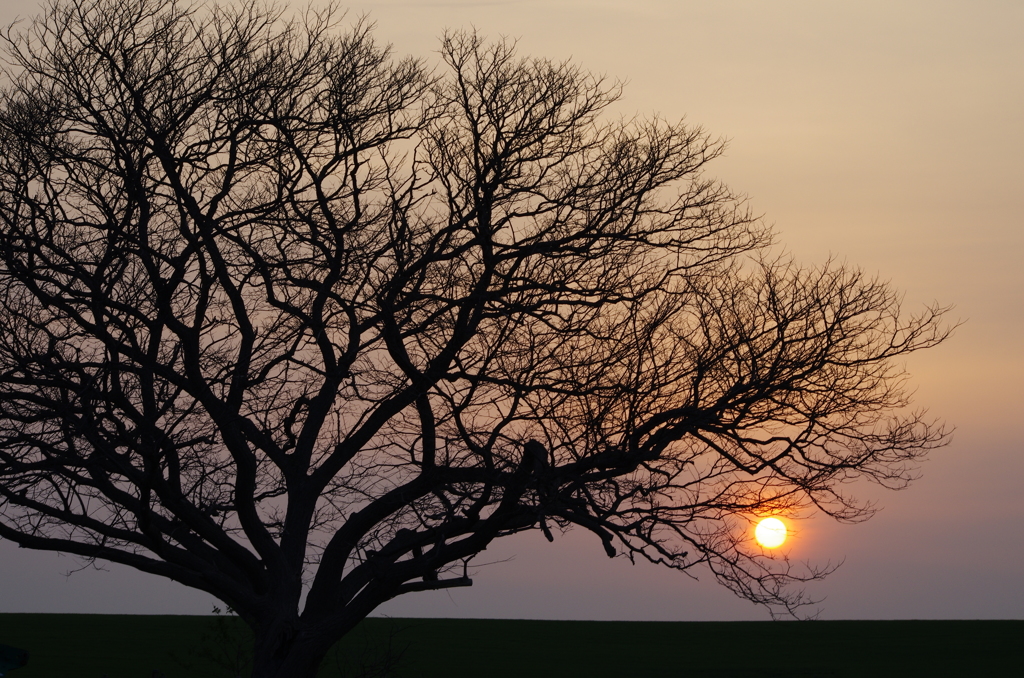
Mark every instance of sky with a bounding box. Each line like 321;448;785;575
0;0;1021;621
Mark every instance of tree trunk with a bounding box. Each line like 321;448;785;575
250;619;335;678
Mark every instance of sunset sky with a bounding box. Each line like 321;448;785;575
1;0;1021;621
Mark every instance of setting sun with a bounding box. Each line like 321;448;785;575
755;518;787;548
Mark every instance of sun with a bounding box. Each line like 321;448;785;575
754;517;787;548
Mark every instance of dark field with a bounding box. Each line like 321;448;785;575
0;614;1019;677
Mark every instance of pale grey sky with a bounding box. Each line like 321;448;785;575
1;0;1021;621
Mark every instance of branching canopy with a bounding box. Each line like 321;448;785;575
0;1;949;675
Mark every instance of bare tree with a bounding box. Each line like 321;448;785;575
0;1;950;676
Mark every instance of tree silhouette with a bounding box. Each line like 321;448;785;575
0;1;950;676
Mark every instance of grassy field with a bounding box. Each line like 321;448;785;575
0;614;1019;677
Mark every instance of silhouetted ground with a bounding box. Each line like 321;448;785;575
0;614;1018;677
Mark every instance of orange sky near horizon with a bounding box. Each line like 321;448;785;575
0;0;1020;621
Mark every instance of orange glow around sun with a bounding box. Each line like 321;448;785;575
754;517;787;548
